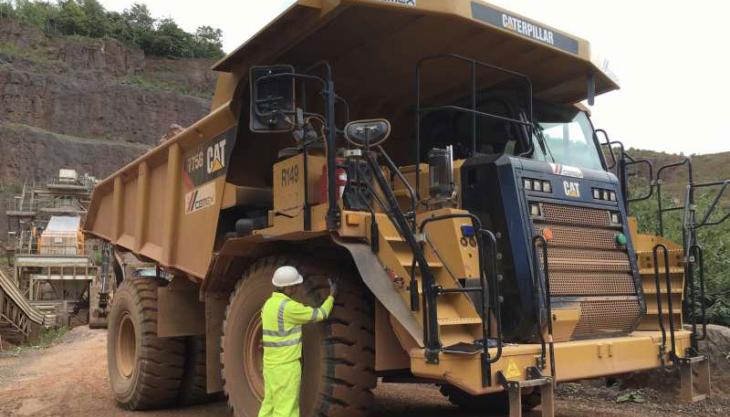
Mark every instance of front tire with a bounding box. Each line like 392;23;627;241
221;256;376;417
107;278;186;410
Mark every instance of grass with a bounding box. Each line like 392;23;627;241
3;326;69;355
120;74;212;100
0;41;67;71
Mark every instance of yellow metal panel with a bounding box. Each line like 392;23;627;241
134;161;149;252
162;144;182;265
410;330;693;395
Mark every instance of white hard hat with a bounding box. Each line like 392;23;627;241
272;266;303;287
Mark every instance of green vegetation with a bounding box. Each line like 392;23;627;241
4;326;69;354
0;1;224;59
121;74;211;100
0;40;67;70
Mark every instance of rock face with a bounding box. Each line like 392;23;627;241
698;324;730;373
0;19;218;240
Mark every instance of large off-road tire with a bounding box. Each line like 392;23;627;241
179;335;221;406
440;385;541;414
107;278;186;410
221;256;376;417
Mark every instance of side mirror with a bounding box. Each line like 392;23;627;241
344;119;391;148
250;65;296;132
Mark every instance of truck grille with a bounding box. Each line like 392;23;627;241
533;203;642;340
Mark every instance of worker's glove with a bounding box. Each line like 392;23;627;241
328;278;338;297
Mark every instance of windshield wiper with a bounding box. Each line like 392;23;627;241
533;124;556;163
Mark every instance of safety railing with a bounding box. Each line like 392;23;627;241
596;128;729;358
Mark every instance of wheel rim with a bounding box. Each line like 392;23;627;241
243;312;265;400
117;313;136;378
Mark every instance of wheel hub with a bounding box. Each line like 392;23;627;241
117;313;136;378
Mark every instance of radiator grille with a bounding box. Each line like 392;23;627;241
540;204;614;228
549;273;637;296
572;299;643;339
534;203;642;340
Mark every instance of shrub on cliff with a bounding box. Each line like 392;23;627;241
0;0;224;59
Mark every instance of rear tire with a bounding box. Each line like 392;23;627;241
107;278;185;410
221;256;376;417
179;336;221;406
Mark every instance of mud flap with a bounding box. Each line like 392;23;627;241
333;237;423;347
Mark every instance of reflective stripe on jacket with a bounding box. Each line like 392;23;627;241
261;291;334;366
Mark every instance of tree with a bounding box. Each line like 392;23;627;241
1;0;225;59
57;0;88;36
80;0;107;38
193;25;224;58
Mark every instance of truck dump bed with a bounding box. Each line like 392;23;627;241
85;0;618;279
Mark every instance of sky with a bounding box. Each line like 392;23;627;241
98;0;730;155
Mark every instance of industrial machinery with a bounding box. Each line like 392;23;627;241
3;169;104;334
84;1;717;415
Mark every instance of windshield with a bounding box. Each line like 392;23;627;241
532;104;604;171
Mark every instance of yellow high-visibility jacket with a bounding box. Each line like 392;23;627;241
261;291;334;366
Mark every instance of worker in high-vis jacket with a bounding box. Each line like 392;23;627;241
258;265;336;417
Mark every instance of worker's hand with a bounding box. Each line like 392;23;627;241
328;278;338;297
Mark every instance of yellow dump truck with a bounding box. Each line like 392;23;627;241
84;1;715;416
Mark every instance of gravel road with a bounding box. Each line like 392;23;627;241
0;327;727;417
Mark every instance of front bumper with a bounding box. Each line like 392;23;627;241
410;330;692;395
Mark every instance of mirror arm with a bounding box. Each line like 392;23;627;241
324;79;340;231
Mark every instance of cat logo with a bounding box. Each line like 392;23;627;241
563;181;581;198
206;139;226;174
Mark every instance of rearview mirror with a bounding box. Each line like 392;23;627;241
344;119;391;148
250;65;296;132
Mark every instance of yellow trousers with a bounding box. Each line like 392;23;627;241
258;361;302;417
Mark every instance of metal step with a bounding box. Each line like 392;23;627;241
679;355;711;403
437;317;482;326
498;367;555;417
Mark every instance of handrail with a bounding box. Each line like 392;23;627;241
377;145;418;225
595;129;617;169
360;149;443;363
653;244;678;368
687;244;707;344
624;158;655;203
481;229;504;366
531;235;556;381
656;158;694;237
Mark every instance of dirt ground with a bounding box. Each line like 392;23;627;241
0;327;727;417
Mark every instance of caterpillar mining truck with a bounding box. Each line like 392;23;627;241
84;1;717;416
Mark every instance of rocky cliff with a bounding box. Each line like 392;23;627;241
0;19;217;242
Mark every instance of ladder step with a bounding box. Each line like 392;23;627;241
639;267;684;274
642;288;684;294
442;342;482;355
437;317;482;326
518;377;552;388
